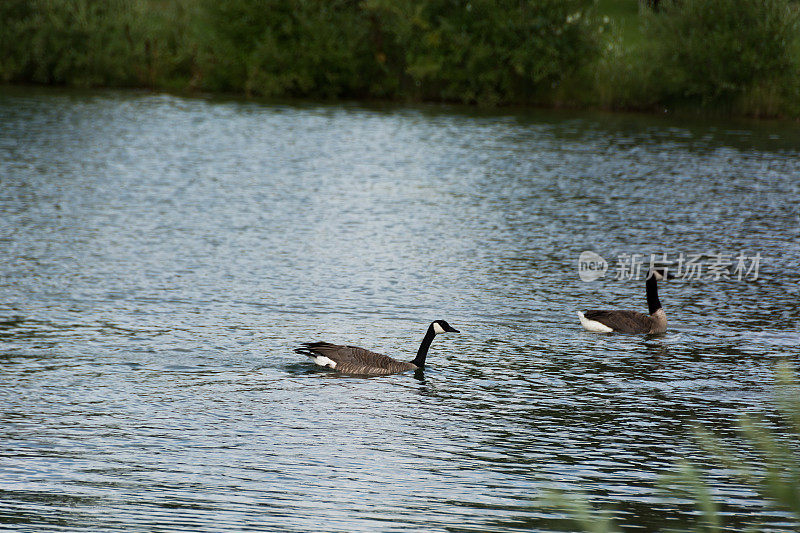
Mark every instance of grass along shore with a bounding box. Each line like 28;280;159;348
1;0;798;118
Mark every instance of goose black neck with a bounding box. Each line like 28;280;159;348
411;325;436;368
646;276;662;315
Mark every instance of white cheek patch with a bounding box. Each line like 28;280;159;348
433;322;446;334
313;356;337;369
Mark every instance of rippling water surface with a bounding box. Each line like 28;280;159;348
1;88;799;532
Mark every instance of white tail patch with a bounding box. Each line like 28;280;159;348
577;311;614;333
313;356;337;369
433;322;446;334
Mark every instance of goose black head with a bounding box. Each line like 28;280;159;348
432;320;459;334
648;268;676;281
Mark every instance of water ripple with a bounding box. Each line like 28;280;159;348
0;87;798;532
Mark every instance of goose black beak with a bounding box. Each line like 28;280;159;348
446;326;460;333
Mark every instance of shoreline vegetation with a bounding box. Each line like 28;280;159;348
1;0;799;119
551;363;800;532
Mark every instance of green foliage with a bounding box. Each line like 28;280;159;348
550;363;800;532
661;460;723;533
364;0;607;105
685;364;800;524
0;0;197;88
541;490;620;533
199;0;378;98
197;0;607;103
1;0;799;115
639;0;800;112
0;0;608;104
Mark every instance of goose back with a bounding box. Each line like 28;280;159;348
582;310;657;334
295;342;417;376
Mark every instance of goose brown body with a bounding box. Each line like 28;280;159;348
295;342;418;375
580;308;667;334
578;269;671;334
295;320;459;376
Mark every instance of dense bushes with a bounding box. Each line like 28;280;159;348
363;0;605;104
0;0;197;88
637;0;800;115
198;0;604;104
1;0;799;116
0;0;605;104
199;1;378;98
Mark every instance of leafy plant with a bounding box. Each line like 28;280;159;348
199;0;378;98
639;0;800;112
364;0;607;105
0;0;197;88
548;362;800;532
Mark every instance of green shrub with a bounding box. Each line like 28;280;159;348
199;0;380;98
0;0;197;88
548;363;800;532
364;0;607;105
3;0;796;114
639;0;800;113
198;0;607;103
669;363;800;530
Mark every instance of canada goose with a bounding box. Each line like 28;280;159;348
578;269;673;334
295;320;460;375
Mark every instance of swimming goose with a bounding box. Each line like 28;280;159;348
295;320;460;375
578;269;673;334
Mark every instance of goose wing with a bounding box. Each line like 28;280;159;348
295;342;415;375
582;310;652;334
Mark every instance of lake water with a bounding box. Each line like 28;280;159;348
1;87;798;532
